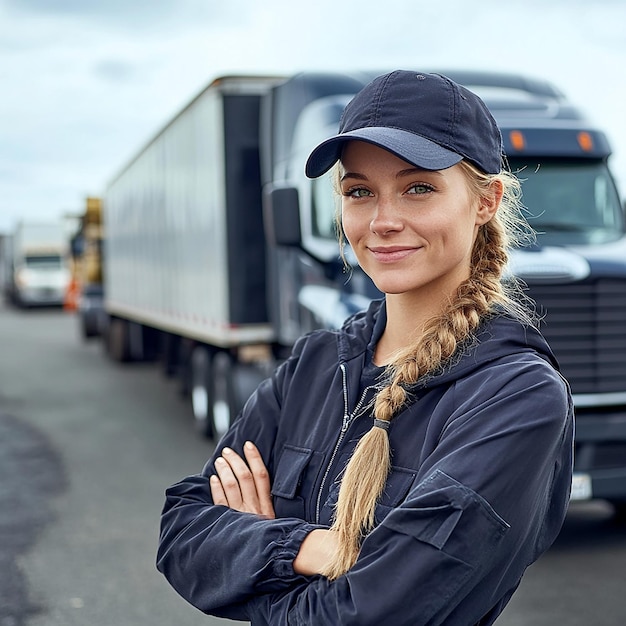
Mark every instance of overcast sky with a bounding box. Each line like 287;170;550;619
1;0;625;233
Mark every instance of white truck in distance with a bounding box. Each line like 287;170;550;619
5;221;70;307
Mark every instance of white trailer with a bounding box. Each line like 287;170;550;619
103;76;284;439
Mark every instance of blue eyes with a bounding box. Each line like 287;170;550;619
344;183;434;198
407;183;435;195
346;187;373;198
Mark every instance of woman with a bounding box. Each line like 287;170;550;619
157;70;574;625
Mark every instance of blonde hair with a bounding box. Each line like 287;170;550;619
324;160;534;580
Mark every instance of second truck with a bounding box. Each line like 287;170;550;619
4;220;71;307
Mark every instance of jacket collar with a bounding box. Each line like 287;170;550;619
335;297;560;388
336;298;386;364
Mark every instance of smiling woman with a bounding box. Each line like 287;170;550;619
157;71;574;625
339;146;491;314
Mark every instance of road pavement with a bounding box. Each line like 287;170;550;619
0;302;226;626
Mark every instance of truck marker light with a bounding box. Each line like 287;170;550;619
509;130;525;151
577;131;594;152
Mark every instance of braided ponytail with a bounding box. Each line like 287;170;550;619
323;162;533;580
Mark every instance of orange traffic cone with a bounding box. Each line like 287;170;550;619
64;278;80;312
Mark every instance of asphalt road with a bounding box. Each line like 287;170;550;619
0;302;227;626
0;302;625;626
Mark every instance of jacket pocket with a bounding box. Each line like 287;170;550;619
272;445;313;519
382;469;510;563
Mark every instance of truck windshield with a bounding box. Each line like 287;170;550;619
25;255;63;269
512;158;624;245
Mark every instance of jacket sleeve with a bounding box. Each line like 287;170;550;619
247;357;574;626
156;340;320;620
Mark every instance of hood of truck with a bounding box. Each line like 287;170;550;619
510;236;626;284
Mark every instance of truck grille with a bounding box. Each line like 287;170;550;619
525;279;626;395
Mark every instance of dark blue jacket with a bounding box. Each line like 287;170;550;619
157;299;574;625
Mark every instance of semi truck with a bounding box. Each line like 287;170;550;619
5;220;71;307
96;70;626;519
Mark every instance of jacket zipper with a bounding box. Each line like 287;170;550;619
314;363;378;524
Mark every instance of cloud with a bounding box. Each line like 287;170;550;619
2;0;246;32
92;59;136;82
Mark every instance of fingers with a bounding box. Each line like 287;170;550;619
223;447;261;509
210;443;275;518
243;442;275;519
209;473;227;506
212;455;245;509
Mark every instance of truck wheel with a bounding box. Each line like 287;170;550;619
610;500;626;524
210;352;236;443
190;345;213;438
160;332;179;378
106;317;131;362
80;310;100;340
177;338;194;398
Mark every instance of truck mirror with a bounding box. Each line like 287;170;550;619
263;185;302;247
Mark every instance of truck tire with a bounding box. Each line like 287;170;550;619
190;347;237;442
106;317;132;362
80;310;100;340
177;338;194;398
190;345;214;439
210;352;236;444
610;500;626;525
160;332;179;378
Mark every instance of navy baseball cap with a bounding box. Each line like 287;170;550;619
305;70;504;178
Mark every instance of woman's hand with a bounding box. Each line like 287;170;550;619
210;442;338;577
209;441;276;519
293;529;339;577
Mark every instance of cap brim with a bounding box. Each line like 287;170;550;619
305;127;463;178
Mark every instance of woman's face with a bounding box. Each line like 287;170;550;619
339;141;497;303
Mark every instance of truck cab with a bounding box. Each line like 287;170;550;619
264;71;626;517
7;221;71;308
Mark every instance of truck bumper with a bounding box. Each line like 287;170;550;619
18;286;66;306
574;411;626;502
